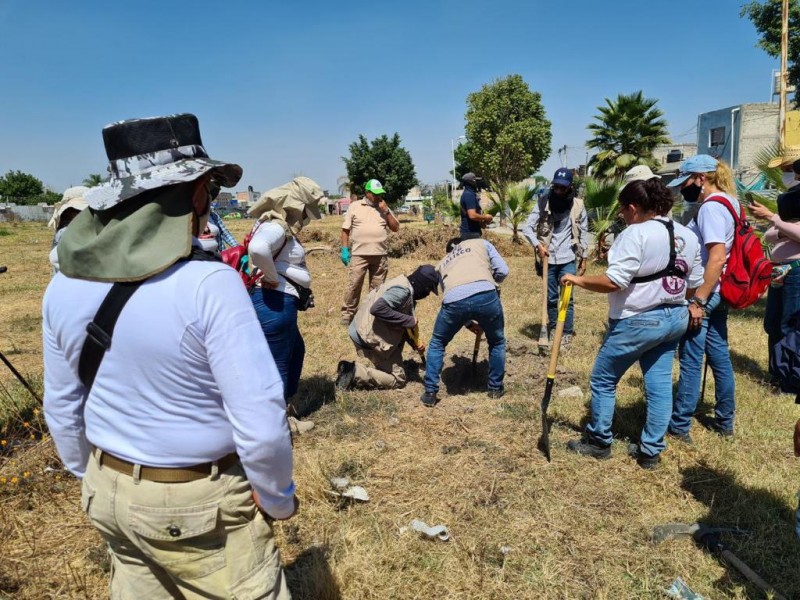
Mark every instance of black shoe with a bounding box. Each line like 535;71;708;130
627;443;660;470
667;429;693;445
336;361;355;390
420;391;438;407
566;437;611;459
487;387;505;399
696;414;733;438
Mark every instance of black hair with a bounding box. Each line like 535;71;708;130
618;178;673;216
445;237;462;253
778;190;800;222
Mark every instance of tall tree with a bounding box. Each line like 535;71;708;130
452;140;477;181
464;74;552;205
342;133;418;206
586;91;670;180
0;170;44;199
741;0;800;107
83;173;105;187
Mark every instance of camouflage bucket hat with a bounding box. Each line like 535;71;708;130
84;113;242;210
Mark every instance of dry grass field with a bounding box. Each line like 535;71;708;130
1;216;799;599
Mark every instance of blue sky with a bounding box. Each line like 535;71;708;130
0;0;780;195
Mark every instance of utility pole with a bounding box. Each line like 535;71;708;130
780;0;789;147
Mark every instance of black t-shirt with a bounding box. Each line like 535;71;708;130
460;187;482;235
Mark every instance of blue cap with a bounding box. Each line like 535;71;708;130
552;168;573;187
667;154;719;187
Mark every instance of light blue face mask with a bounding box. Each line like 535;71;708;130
782;172;798;189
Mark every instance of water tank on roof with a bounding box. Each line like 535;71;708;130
666;149;683;163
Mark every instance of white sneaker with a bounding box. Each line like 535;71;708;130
287;416;315;434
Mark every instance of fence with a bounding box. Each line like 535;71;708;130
0;203;54;223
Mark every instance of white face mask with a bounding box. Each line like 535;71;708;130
782;171;798;189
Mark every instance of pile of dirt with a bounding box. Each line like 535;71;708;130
387;226;534;260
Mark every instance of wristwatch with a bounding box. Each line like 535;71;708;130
688;296;708;311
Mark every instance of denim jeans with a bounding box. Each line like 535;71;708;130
251;288;305;400
670;292;736;434
424;290;505;393
586;305;689;457
548;261;576;334
765;268;800;376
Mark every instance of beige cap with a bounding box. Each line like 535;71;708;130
622;165;660;185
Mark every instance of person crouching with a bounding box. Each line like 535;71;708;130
337;265;439;390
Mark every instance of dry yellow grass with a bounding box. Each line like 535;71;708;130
1;217;799;599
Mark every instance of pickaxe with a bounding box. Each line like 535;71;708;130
467;321;482;377
405;325;426;367
651;522;785;600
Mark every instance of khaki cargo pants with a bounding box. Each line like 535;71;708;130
353;343;406;389
341;254;388;320
81;450;291;600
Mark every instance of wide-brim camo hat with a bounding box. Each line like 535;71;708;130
768;145;800;169
84;113;242;211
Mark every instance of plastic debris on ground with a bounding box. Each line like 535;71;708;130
664;577;706;600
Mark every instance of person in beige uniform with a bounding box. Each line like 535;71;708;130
340;179;400;325
337;265;439;390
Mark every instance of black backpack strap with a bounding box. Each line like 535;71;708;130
78;281;144;390
78;246;218;391
631;220;684;283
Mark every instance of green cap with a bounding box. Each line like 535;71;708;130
364;179;386;195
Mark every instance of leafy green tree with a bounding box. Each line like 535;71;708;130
741;0;800;106
343;133;418;206
0;170;44;199
82;173;105;187
464;74;552;205
487;183;535;243
452;140;477;181
586;91;670;180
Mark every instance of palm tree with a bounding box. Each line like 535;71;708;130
82;173;105;187
586;91;670;181
488;183;535;243
337;175;351;197
583;177;623;261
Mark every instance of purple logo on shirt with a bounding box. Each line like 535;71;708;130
662;258;688;295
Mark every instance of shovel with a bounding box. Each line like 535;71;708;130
538;282;572;462
652;522;785;600
0;349;42;405
471;326;482;377
405;326;426;368
538;259;550;355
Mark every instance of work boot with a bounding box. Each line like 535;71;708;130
697;414;733;438
667;429;693;445
487;387;505;399
566;437;611;459
627;443;660;470
336;361;355;390
561;333;574;347
420;391;438;407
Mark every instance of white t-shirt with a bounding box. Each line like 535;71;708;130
606;217;704;320
248;221;311;299
688;193;740;293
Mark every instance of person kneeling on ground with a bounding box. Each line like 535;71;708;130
421;237;509;407
562;178;703;469
337;264;439;390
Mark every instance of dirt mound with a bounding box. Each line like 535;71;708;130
387;226;534;260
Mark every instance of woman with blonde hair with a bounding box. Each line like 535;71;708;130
667;155;739;441
247;177;323;408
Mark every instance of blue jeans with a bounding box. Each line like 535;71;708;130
424;290;505;393
670;292;736;434
765;268;800;376
251;288;305;400
586;305;689;457
548;261;576;334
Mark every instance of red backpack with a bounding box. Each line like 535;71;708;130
701;195;772;309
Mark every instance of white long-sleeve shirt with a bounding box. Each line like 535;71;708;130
248;221;310;298
42;250;296;519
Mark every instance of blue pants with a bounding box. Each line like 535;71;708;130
424;290;506;394
586;305;689;457
547;261;576;334
765;268;800;377
670;292;736;435
251;288;305;400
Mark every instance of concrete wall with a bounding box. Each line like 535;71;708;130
697;105;737;166
738;103;779;180
0;204;54;222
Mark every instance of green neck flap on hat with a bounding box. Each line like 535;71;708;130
57;184;194;282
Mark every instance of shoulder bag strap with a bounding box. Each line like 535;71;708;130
631;219;681;283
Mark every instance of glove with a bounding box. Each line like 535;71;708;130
340;247;351;266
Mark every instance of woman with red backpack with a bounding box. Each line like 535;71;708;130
667;155;740;441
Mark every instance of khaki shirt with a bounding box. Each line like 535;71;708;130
343;199;393;256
